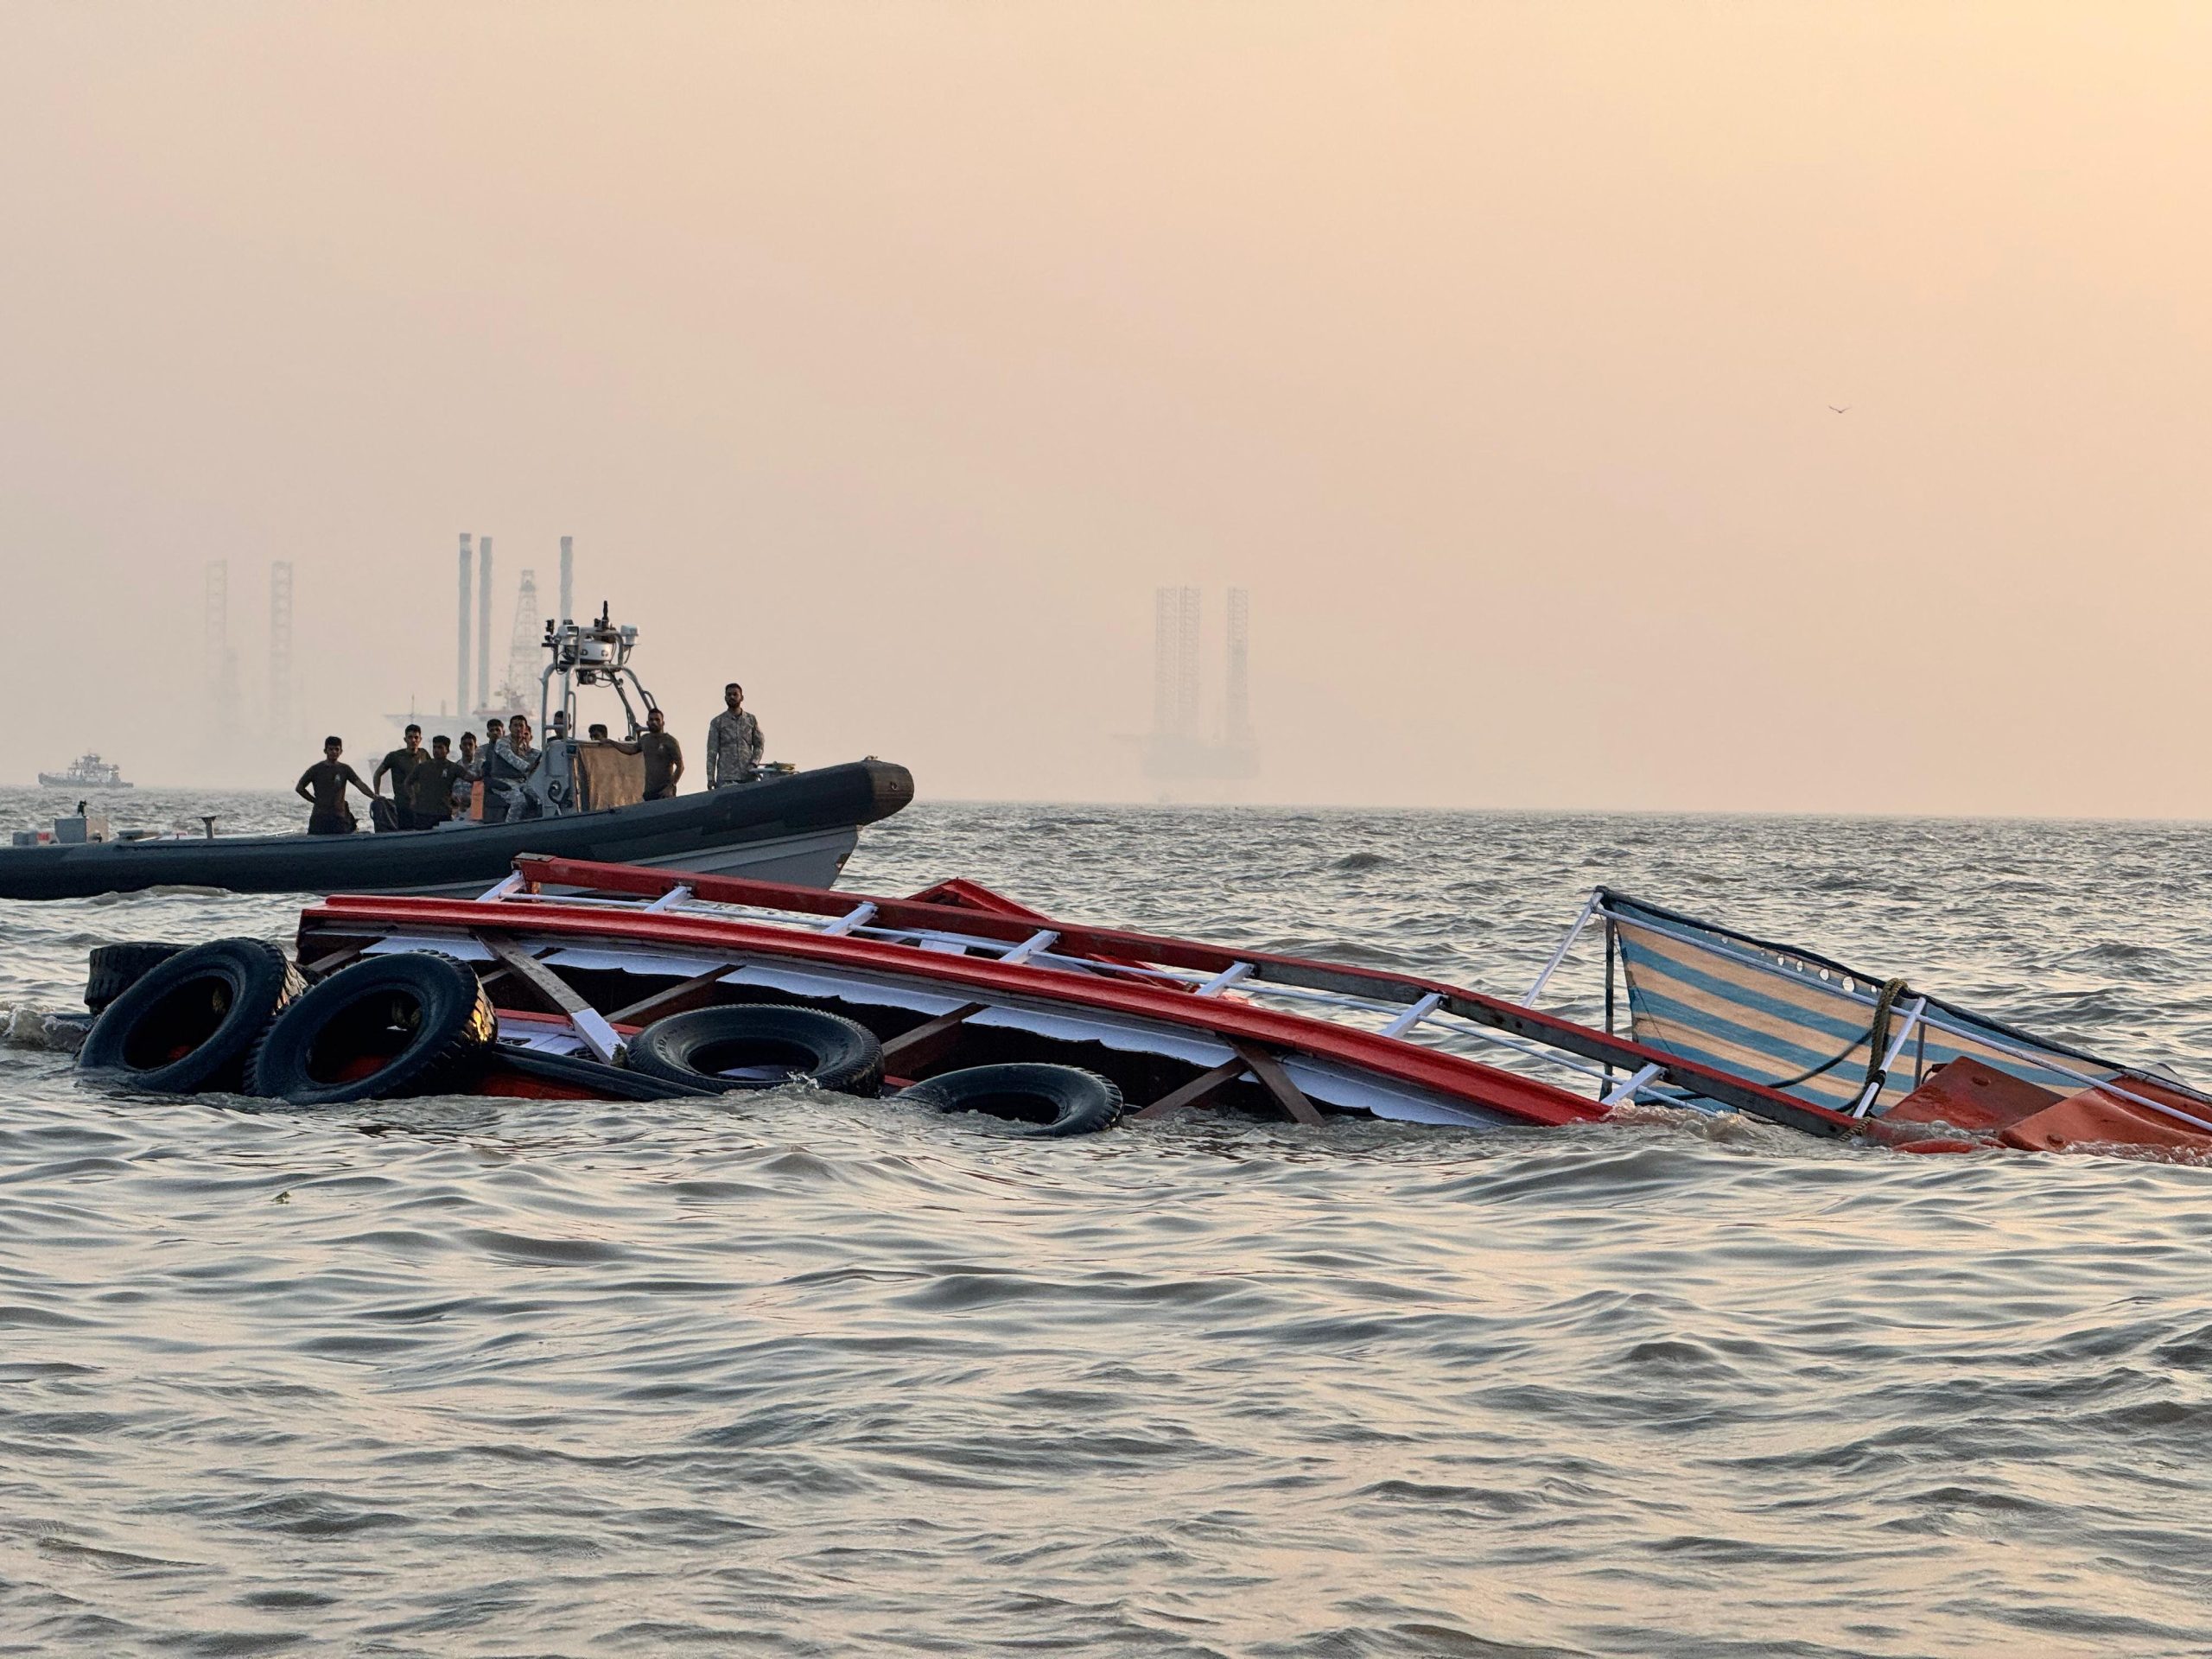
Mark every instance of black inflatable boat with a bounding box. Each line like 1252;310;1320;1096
0;760;912;901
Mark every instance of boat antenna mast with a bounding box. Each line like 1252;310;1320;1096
539;600;656;741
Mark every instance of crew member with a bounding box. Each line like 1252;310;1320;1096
705;683;763;787
295;737;373;835
409;734;463;829
453;731;481;820
484;715;538;823
373;725;429;830
619;707;684;801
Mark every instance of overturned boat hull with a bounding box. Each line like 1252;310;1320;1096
278;858;2210;1154
69;849;2203;1157
289;856;1836;1134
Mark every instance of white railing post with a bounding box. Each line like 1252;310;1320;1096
1602;1061;1665;1108
1852;995;1929;1118
999;929;1059;966
1195;962;1255;997
1380;991;1445;1039
1522;889;1604;1006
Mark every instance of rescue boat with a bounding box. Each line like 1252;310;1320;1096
2;606;912;901
71;856;2212;1156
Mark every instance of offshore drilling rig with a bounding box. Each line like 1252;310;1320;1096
1142;586;1258;789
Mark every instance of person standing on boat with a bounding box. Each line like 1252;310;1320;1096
373;725;429;830
617;706;684;800
484;715;540;823
295;737;373;836
705;683;763;787
408;734;463;830
453;730;482;820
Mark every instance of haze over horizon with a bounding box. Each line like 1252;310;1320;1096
4;4;2208;816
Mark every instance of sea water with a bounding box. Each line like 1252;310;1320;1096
1;792;2208;1656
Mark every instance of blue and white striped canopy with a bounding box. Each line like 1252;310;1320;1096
1599;890;2155;1116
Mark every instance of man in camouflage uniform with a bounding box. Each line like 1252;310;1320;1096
705;682;764;787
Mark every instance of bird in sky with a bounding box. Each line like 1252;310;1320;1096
1827;404;1852;414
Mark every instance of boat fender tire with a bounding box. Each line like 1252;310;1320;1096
78;938;302;1093
626;1005;886;1096
494;1044;727;1102
898;1064;1123;1137
245;952;496;1105
84;941;189;1014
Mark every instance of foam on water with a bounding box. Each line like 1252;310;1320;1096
2;792;2209;1656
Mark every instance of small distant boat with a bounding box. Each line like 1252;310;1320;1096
36;754;131;790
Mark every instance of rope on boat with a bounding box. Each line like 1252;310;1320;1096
1757;975;1911;1100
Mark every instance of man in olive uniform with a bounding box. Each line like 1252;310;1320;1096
618;706;684;801
296;737;374;835
704;683;763;787
373;725;430;830
484;715;538;823
408;734;464;829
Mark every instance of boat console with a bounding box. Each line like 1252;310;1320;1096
504;602;652;817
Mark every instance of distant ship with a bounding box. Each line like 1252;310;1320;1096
36;754;132;790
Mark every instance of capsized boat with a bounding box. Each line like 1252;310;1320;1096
193;857;2203;1154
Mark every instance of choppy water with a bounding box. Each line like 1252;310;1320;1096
3;791;2210;1656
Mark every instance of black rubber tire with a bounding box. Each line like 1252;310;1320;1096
245;952;497;1105
627;1004;886;1096
493;1044;726;1102
898;1064;1123;1137
78;938;302;1093
84;941;188;1015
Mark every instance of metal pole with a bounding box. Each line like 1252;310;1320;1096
475;537;493;712
1852;996;1929;1118
457;533;473;721
1522;888;1603;1006
1602;1061;1664;1109
1601;919;1617;1097
558;535;573;625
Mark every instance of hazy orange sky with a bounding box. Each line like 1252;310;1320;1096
4;4;2208;812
